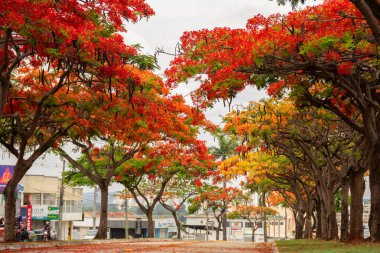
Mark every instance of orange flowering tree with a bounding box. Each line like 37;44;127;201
166;0;380;241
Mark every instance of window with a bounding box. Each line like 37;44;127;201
43;193;56;206
23;193;41;205
245;222;253;228
63;200;82;213
245;221;262;228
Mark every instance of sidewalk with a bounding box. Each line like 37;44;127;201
0;238;176;251
0;240;276;253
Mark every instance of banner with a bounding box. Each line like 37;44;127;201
26;205;32;231
0;165;14;193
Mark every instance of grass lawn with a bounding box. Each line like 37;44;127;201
276;239;380;253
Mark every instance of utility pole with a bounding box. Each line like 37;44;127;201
92;187;97;230
124;190;129;239
57;160;65;241
284;207;288;239
222;177;227;241
206;207;209;241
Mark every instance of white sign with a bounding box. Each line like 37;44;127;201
231;222;242;230
32;205;48;219
157;220;176;228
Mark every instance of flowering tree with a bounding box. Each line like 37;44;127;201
117;139;214;238
0;0;154;242
228;205;277;242
188;184;244;240
167;0;380;240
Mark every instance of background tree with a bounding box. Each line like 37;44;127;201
117;139;214;238
188;183;244;240
228;205;277;242
209;130;238;241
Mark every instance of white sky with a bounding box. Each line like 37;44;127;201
3;0;337;194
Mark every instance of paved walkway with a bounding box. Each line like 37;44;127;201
0;240;276;253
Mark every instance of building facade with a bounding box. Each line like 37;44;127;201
20;175;83;240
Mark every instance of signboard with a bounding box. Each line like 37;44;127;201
23;205;59;220
47;206;59;220
135;218;142;234
231;222;242;230
26;205;32;231
0;165;14;193
156;220;175;228
33;205;48;220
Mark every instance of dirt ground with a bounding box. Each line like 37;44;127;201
2;241;275;253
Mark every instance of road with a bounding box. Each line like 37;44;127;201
2;241;276;253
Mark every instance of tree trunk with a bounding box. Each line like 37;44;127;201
251;227;256;242
4;161;32;242
261;192;268;242
295;210;305;239
4;183;17;242
315;198;322;239
340;177;350;242
317;183;338;241
323;195;339;240
216;220;222;240
304;210;312;239
147;210;155;238
350;169;365;240
222;210;227;241
172;211;181;239
369;145;380;241
94;186;109;239
0;78;10;118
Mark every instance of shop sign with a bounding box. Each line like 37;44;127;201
156;220;175;228
26;205;32;231
0;165;13;193
32;205;59;220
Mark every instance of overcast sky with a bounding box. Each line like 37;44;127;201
5;0;347;194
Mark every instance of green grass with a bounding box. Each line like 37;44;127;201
275;239;380;253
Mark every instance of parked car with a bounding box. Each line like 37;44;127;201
28;230;37;241
33;229;44;241
84;230;97;240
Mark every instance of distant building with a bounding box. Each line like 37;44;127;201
184;205;295;241
73;212;178;239
20;174;83;240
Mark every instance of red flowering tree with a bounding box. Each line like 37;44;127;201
117;139;215;238
0;0;155;242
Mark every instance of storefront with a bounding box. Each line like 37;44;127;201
155;219;177;239
20;205;59;230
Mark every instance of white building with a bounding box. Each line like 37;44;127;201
20;174;83;240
